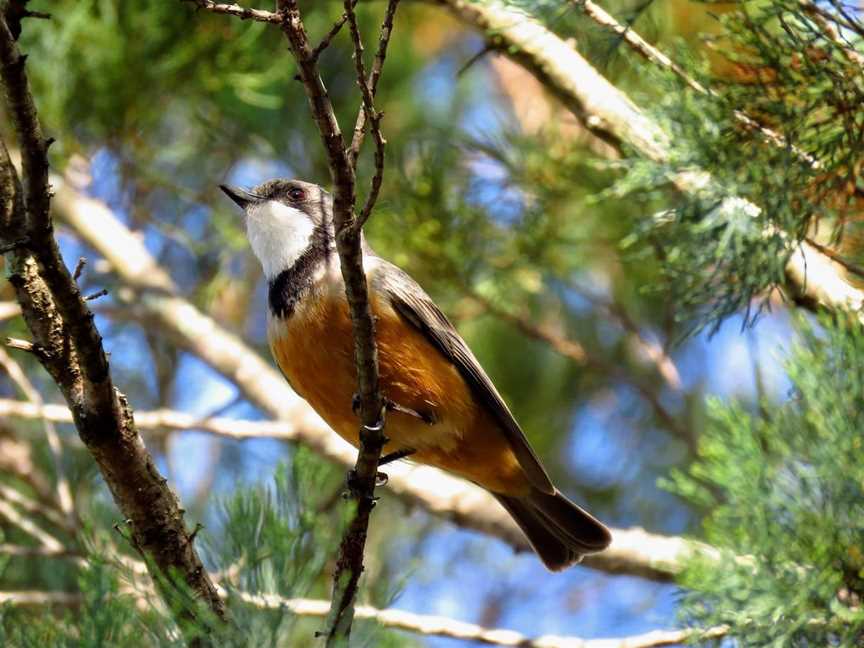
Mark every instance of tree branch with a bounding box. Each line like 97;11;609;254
0;590;81;607
0;17;225;645
181;0;281;23
0;387;720;582
232;593;729;647
570;0;826;170
274;1;388;641
344;0;399;228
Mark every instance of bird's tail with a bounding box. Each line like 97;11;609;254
494;488;611;572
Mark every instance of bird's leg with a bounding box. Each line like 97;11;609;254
352;393;437;425
386;400;438;425
347;394;424;491
378;447;416;467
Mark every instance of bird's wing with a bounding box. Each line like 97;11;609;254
375;260;555;494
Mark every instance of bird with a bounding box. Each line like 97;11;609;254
220;178;611;571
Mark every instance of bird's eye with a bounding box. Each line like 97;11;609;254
288;187;306;202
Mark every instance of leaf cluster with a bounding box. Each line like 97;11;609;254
619;0;864;334
664;315;864;645
0;453;411;647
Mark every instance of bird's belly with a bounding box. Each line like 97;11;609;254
267;291;529;495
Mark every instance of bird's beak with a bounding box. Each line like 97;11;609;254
219;184;260;210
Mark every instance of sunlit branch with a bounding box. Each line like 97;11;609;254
231;593;731;647
0;346;75;524
0;482;72;536
436;0;864;326
0;394;719;582
0;498;64;553
181;0;281;23
0;590;81;607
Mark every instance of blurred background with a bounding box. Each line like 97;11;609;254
0;0;839;645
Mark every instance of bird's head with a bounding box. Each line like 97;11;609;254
220;179;334;279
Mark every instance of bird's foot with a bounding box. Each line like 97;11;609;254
343;447;416;496
343;469;382;503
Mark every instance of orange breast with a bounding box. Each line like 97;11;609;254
268;286;530;495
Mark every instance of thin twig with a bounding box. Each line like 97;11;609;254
181;0;282;23
457;44;495;77
72;256;86;281
467;291;693;450
83;287;108;301
799;0;864;67
569;0;820;168
803;236;864;280
345;0;400;228
566;283;683;391
5;337;35;353
347;0;399;170
310;0;359;63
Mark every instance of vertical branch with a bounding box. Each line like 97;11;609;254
273;1;395;643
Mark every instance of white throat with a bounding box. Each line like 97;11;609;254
246;201;316;279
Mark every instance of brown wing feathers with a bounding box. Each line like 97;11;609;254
376;260;556;495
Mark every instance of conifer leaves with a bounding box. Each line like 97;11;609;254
665;316;864;645
620;0;864;334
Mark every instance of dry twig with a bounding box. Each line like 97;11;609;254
0;394;721;582
344;0;400;228
181;0;281;23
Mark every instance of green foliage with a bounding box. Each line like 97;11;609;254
617;0;864;334
0;456;413;647
664;315;864;645
0;559;181;648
